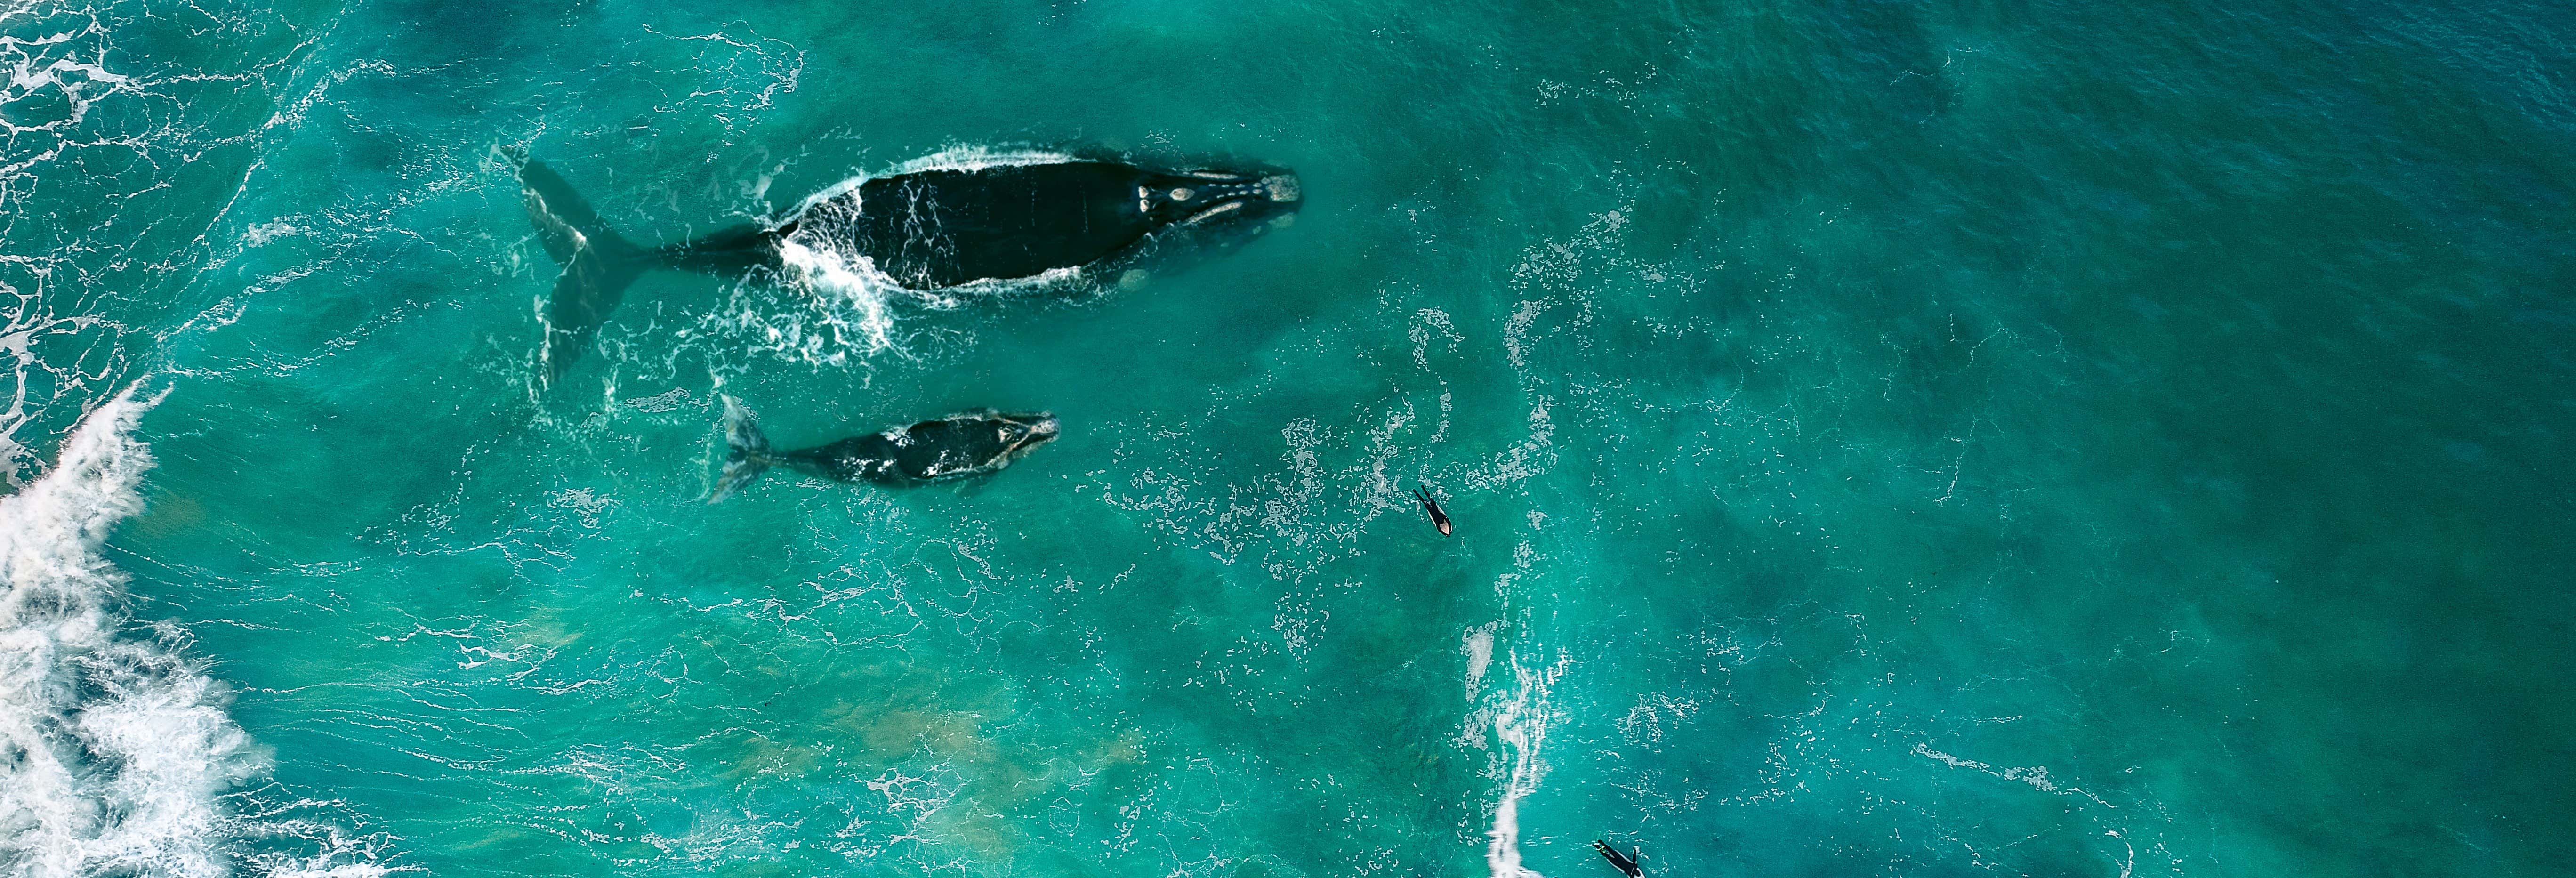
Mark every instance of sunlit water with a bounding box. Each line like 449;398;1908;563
4;0;2573;876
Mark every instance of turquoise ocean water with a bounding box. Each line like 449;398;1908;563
4;0;2573;875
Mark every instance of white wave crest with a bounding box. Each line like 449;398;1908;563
0;384;259;878
1466;630;1565;878
0;385;386;878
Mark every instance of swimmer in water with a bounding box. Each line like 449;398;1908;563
1412;484;1453;536
1591;840;1643;878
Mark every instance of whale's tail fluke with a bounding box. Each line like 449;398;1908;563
522;161;655;389
712;395;773;502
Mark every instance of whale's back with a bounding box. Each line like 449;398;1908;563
835;161;1155;288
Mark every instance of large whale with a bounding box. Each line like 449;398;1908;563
520;151;1302;386
712;396;1059;501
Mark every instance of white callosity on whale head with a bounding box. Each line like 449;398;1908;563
1167;174;1296;226
1183;200;1248;226
1262;174;1300;202
1010;415;1061;457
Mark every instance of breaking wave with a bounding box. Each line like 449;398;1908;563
0;386;390;878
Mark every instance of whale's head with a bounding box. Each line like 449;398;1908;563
995;412;1059;459
1136;166;1302;240
901;411;1061;483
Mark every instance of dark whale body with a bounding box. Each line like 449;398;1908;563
520;153;1300;386
712;397;1059;501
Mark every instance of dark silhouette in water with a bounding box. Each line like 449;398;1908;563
1413;484;1452;536
519;154;1300;387
1592;840;1643;878
713;396;1058;501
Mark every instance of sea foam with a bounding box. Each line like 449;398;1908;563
0;387;383;878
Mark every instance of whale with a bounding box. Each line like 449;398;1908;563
519;151;1302;386
711;396;1059;501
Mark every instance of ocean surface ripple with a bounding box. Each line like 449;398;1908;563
4;0;2573;875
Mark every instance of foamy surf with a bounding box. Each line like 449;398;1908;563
1467;628;1564;878
0;385;386;878
773;238;902;354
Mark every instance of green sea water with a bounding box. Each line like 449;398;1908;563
4;0;2574;876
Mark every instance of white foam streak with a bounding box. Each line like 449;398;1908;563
1485;792;1533;878
0;385;270;878
773;239;898;354
1462;624;1496;702
884;145;1077;177
1467;637;1562;878
786;145;1075;218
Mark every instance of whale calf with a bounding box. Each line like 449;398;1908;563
712;396;1059;500
521;151;1301;385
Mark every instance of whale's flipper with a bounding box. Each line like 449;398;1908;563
712;395;773;502
522;161;653;388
